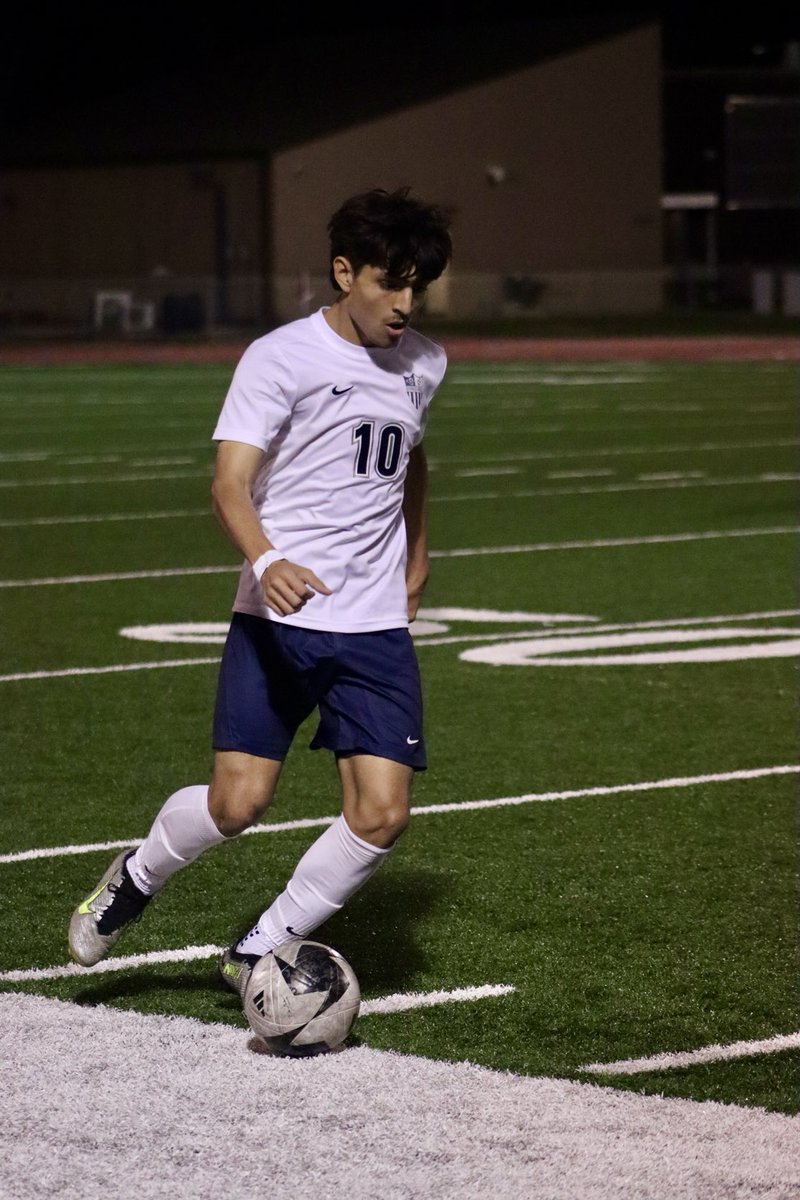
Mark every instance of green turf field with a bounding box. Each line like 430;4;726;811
0;356;797;1114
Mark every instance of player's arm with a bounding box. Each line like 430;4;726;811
402;442;430;622
211;439;330;616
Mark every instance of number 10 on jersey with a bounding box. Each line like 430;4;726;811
352;421;405;479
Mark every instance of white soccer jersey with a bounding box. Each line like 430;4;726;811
212;308;447;632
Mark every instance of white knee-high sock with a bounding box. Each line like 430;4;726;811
236;815;391;956
127;785;226;895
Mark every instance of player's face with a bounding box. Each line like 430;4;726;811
328;259;428;348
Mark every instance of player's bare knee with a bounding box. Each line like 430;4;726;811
348;796;410;847
212;800;264;839
209;755;277;836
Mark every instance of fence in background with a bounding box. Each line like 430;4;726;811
1;265;798;338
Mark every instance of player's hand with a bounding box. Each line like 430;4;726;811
406;567;429;622
260;559;332;616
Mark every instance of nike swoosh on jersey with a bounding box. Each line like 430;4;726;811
331;385;354;395
406;736;420;745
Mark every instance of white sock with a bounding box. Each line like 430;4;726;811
236;815;391;956
127;785;226;895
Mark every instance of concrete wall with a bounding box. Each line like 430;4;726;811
272;24;662;319
0;160;262;276
0;161;266;328
0;22;662;328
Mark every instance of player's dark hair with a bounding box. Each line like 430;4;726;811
327;187;452;291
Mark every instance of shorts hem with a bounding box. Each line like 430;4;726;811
212;740;287;762
321;743;427;772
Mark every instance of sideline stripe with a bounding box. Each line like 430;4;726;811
1;764;796;866
0;656;220;683
0;943;514;1018
579;1031;800;1075
1;524;798;590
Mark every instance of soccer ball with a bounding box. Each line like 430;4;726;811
243;938;361;1057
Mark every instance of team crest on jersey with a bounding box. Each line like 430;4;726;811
404;373;423;409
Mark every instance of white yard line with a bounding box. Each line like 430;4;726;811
358;984;514;1016
402;765;799;816
433;437;799;465
14;486;798;528
579;1031;800;1075
416;614;800;648
128;457;196;467
1;434;797;486
0;469;209;489
423;608;800;632
0;509;208;528
430;525;800;558
454;467;521;477
0;440;212;461
547;468;616;479
619;404;705;412
430;472;800;503
1;764;795;866
445;375;655;386
638;471;707;481
417;606;596;623
3;468;796;501
61;455;122;465
0;565;236;589
592;607;800;627
2;607;798;684
0;943;515;1017
0;945;224;982
1;524;797;591
0;656;220;683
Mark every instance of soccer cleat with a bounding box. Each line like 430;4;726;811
218;944;262;999
68;849;151;966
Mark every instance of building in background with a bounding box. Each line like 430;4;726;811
0;11;797;335
661;23;800;312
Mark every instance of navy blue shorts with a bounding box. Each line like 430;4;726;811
212;612;426;770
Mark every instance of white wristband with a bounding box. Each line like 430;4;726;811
252;549;284;584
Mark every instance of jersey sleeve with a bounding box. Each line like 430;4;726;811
212;339;295;451
413;342;448;446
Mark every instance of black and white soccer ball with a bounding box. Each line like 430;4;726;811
243;938;361;1057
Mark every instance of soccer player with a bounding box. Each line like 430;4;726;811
68;187;453;998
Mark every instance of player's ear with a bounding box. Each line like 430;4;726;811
331;256;354;294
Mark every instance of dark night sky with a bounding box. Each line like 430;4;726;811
4;4;799;116
2;3;797;268
2;2;798;196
